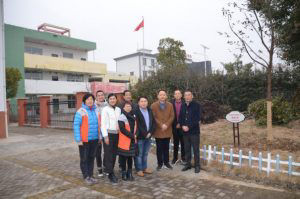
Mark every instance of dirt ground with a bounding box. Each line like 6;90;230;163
200;119;300;164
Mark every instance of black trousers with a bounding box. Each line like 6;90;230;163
103;133;118;174
173;128;185;161
183;133;200;167
96;142;103;171
155;138;170;166
119;155;133;171
79;139;98;179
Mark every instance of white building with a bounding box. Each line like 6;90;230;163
114;49;158;81
114;49;201;80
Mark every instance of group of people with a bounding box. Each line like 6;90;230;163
73;89;201;185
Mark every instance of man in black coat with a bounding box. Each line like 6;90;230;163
171;89;185;165
134;96;156;177
179;90;201;173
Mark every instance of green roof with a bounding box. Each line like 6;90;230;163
5;24;96;51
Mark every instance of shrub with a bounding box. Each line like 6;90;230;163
200;100;231;124
248;97;294;126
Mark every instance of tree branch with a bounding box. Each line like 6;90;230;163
227;16;269;68
253;10;271;53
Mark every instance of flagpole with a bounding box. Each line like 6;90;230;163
142;16;145;81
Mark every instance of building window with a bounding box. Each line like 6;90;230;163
52;76;59;81
130;72;134;76
52;99;59;113
149;70;155;76
109;79;130;83
88;77;103;82
51;54;59;57
25;46;43;55
67;95;76;108
25;70;43;80
143;70;148;79
143;58;147;66
67;74;84;82
151;59;155;67
63;52;73;59
80;58;86;61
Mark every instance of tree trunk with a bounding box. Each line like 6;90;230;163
266;65;273;141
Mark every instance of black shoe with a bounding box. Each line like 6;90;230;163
156;165;163;171
181;160;187;166
122;171;128;181
165;163;173;170
108;173;118;184
182;165;192;171
98;169;103;177
126;170;135;181
195;166;200;173
171;159;178;165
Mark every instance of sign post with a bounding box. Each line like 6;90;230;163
226;111;245;147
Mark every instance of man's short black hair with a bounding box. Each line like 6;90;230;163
107;93;117;100
184;90;193;94
137;96;148;102
157;89;167;95
123;90;131;96
96;90;104;96
82;93;95;104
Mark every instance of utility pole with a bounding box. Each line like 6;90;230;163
200;44;209;76
0;0;8;138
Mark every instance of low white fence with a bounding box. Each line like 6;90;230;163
201;145;300;177
150;139;300;177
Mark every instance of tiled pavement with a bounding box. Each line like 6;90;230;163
0;126;299;199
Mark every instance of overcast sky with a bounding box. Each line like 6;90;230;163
4;0;264;72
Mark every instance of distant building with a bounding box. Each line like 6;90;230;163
114;49;157;81
115;49;211;79
5;23;136;116
188;61;212;76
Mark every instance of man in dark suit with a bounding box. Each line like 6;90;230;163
135;96;156;177
171;89;186;165
179;90;201;173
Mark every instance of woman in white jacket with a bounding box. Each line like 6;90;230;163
101;93;121;183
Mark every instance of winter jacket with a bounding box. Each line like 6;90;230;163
135;107;156;139
118;111;137;157
73;103;100;142
179;100;201;135
151;101;175;138
101;105;121;138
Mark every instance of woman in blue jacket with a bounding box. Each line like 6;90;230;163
73;93;100;185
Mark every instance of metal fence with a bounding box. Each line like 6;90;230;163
48;100;76;129
25;102;40;126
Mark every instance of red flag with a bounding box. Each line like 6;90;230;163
134;19;144;31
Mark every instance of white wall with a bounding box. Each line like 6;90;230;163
116;56;140;77
25;79;91;95
116;55;157;80
25;41;88;60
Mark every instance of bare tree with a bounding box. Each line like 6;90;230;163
221;0;277;141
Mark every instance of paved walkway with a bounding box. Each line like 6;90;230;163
0;125;299;199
